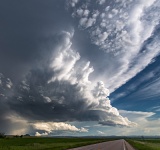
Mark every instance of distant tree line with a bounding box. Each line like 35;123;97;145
13;134;30;138
0;132;30;138
0;132;6;138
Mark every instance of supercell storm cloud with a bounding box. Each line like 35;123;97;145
0;31;135;135
0;0;160;136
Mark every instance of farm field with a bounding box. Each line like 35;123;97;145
127;139;160;150
0;137;111;150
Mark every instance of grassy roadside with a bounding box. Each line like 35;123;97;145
0;137;113;150
127;139;160;150
1;137;159;150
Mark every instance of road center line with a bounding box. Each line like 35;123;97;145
123;140;126;150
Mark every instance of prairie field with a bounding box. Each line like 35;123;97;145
0;137;160;150
127;139;160;150
0;137;109;150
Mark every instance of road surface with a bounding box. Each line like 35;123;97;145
68;139;135;150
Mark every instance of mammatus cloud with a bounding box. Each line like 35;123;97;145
0;73;13;90
67;0;160;92
66;0;79;7
0;31;136;134
97;0;106;5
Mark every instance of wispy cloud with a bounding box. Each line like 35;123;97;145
97;130;105;135
118;110;160;135
83;110;160;136
67;0;160;93
132;77;160;100
111;66;160;102
150;106;160;112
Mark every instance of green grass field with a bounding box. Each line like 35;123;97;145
1;137;160;150
0;137;110;150
127;139;160;150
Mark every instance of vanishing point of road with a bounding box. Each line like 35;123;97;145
68;139;136;150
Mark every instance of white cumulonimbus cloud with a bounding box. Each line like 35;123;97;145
47;31;136;127
33;122;88;135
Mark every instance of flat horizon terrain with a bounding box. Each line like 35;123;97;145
0;137;160;150
127;139;160;150
0;137;111;150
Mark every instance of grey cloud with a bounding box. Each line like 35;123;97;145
97;0;106;5
0;0;142;134
0;0;73;82
0;32;135;134
0;0;114;93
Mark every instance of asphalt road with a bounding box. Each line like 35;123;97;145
68;139;135;150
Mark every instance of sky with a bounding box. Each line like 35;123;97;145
0;0;160;136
